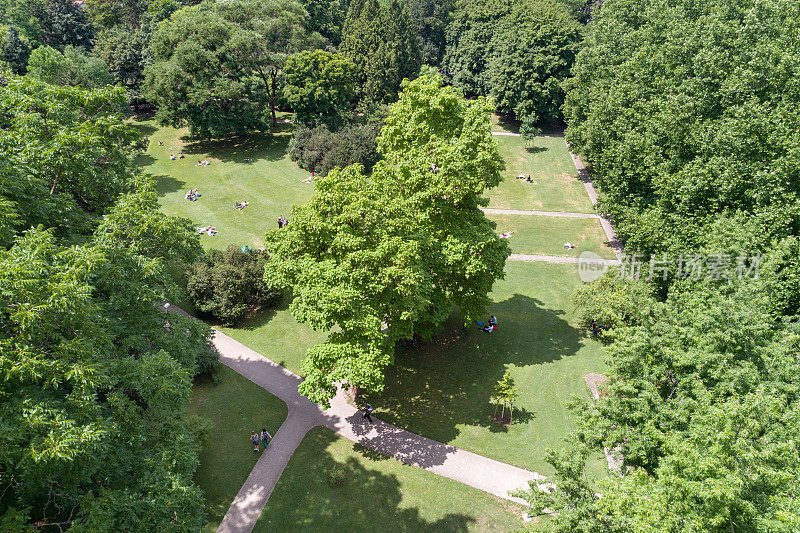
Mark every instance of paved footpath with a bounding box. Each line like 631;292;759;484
509;253;620;265
204;326;543;533
490;131;623;261
208;133;621;532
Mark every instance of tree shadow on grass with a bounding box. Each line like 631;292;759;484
180;127;293;164
525;146;548;154
257;428;483;532
131;122;158;137
366;294;584;445
151;173;186;195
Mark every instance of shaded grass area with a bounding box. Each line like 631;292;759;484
365;262;609;478
133;119;313;251
217;297;327;376
187;365;288;531
256;427;527;532
490;135;594;214
489;213;615;259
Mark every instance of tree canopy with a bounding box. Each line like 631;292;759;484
563;0;800;256
0;77;213;531
264;75;508;403
443;0;582;123
283;49;355;129
339;0;422;105
144;0;322;137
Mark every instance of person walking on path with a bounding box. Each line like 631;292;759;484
362;403;374;423
251;431;260;452
260;428;272;450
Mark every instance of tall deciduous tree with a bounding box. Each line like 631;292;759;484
41;0;95;50
145;0;321;137
443;0;582;123
563;0;800;256
27;45;114;87
407;0;453;66
265;75;509;403
0;77;210;532
0;26;31;74
340;0;421;105
283;49;355;129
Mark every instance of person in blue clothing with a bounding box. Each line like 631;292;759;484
251;430;260;452
362;404;374;423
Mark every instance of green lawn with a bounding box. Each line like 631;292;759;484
187;365;288;531
364;261;609;479
489;213;615;259
133;117;312;251
216;298;326;376
255;427;528;532
489;135;594;214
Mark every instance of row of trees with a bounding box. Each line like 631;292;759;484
521;0;800;530
0;78;216;529
2;0;590;139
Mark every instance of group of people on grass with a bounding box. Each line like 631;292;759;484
170;153;185;160
234;201;249;211
197;226;217;236
185;188;201;201
517;173;533;183
196;159;211;167
251;428;272;452
479;315;498;333
277;216;289;228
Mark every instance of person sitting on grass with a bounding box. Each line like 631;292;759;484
179;153;185;159
478;315;498;333
564;242;577;250
499;231;514;239
170;154;176;160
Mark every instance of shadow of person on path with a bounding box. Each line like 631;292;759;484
363;293;586;447
257;428;493;532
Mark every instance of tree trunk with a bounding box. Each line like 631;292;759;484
501;402;505;419
270;70;277;126
493;401;499;416
509;403;513;425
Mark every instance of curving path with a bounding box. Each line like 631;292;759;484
195;325;544;533
481;207;599;219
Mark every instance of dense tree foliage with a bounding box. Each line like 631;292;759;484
0;77;214;531
187;245;281;326
407;0;453;66
443;0;582;123
27;45;113;88
265;75;509;403
145;0;322;137
563;0;800;256
340;0;421;105
93;27;146;99
289;124;380;177
40;0;95;50
518;0;800;529
300;0;346;46
283;49;355;129
0;27;31;74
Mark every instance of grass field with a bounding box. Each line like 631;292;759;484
488;213;615;259
187;365;288;531
134;117;312;251
364;261;609;478
255;427;528;532
490;135;594;214
142;114;613;520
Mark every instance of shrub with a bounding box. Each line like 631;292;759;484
325;465;347;487
186;245;281;326
289;124;380;176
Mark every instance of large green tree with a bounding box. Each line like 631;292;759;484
443;0;582;123
283;49;355;129
40;0;95;50
27;45;114;88
265;75;509;403
145;0;321;137
407;0;453;66
0;26;31;74
339;0;421;105
563;0;800;256
0;76;213;531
